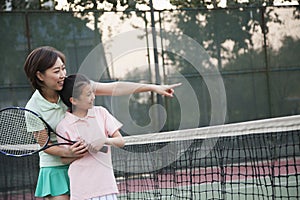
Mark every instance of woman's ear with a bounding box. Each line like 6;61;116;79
36;71;44;82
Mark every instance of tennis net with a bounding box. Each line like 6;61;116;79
112;115;300;199
0;115;299;199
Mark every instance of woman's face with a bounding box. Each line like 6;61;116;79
37;57;67;92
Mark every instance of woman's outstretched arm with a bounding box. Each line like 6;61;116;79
93;81;181;97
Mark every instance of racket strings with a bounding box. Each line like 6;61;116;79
0;109;47;155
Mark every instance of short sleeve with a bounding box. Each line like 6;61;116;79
96;107;122;137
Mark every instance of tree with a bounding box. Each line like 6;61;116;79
1;0;299;126
0;0;56;11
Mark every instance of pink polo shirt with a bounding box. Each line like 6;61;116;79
56;106;123;200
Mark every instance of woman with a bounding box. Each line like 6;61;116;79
23;46;180;200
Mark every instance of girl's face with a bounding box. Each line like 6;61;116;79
37;57;67;92
72;84;95;111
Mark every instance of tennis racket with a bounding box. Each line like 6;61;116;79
0;107;108;157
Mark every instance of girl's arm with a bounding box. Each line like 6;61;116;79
106;131;125;148
93;81;181;97
88;130;125;153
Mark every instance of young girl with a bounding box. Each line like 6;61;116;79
23;46;180;199
56;74;124;200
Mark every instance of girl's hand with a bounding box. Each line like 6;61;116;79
88;137;107;153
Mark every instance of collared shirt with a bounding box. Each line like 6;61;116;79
25;90;68;167
56;106;123;200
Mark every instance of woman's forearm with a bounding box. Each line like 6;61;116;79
44;141;88;158
43;145;73;157
93;81;153;96
93;81;181;97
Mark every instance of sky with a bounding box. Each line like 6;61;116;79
55;0;299;10
56;0;176;10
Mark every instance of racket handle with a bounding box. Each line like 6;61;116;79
99;146;108;153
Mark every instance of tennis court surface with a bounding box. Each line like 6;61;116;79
0;115;299;199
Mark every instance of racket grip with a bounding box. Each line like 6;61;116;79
99;146;108;153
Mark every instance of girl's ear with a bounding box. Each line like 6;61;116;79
36;71;44;81
70;97;76;106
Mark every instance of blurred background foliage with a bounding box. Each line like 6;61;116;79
0;0;299;133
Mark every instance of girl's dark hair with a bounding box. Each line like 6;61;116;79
23;46;66;91
58;74;91;111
